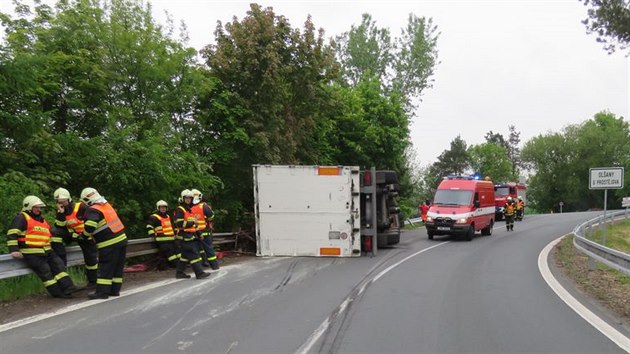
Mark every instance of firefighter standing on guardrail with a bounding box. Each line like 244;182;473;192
504;197;516;231
146;200;181;270
191;188;220;270
53;188;98;288
80;187;128;300
6;196;76;298
173;189;210;280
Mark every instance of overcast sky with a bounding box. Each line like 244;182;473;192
3;0;629;167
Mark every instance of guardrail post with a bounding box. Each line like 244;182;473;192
588;256;596;271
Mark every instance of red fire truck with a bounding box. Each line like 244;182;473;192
494;182;526;221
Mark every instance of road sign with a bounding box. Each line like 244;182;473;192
589;167;624;190
623;197;630;208
559;201;564;206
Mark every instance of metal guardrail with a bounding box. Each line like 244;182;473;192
572;210;630;276
0;232;238;281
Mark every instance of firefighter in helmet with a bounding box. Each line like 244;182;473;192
81;187;128;300
146;200;181;270
504;196;516;231
173;189;210;279
53;187;98;287
6;196;76;298
191;188;220;270
515;196;525;221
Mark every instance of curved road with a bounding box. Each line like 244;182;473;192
1;212;628;353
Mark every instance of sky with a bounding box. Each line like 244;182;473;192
2;0;629;167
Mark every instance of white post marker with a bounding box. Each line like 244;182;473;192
589;167;624;246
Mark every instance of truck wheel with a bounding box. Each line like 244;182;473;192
465;226;474;241
481;222;493;236
427;231;434;240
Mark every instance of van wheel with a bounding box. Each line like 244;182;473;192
427;231;434;240
465;226;474;241
481;222;493;236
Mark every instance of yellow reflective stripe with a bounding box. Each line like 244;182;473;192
155;237;174;242
55;272;69;280
7;240;18;246
85;220;99;228
176;253;181;259
96;234;127;249
190;257;202;264
147;229;155;235
8;228;21;235
208;255;217;261
112;277;123;284
180;257;189;262
51;237;63;243
55;220;67;226
19;248;47;254
43;279;57;287
97;278;113;285
85;264;98;270
168;254;179;261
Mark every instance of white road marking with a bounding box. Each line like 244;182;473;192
295;241;450;354
538;236;630;353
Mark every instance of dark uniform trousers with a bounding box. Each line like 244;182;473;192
156;240;180;269
24;251;74;297
177;236;205;277
52;234;98;284
96;240;127;296
199;231;219;270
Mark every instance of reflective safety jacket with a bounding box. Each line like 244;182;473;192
147;213;176;242
83;203;127;249
504;202;516;216
516;201;524;210
174;205;197;240
191;202;214;233
6;212;53;254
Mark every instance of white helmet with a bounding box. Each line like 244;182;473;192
191;188;202;204
54;187;72;202
181;189;193;198
156;200;168;208
507;196;513;201
81;187;102;206
22;195;46;211
518;196;522;200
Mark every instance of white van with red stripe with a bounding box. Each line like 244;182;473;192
425;176;495;241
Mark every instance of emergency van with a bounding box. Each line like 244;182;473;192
425;176;495;241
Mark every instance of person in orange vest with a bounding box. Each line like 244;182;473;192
52;187;98;288
419;201;430;223
80;187;128;300
146;200;181;271
191;188;220;270
173;189;211;280
6;196;76;298
504;196;516;231
515;196;525;221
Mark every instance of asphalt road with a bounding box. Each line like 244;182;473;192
1;212;628;354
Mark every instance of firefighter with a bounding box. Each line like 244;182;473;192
6;196;76;298
173;189;210;279
516;196;525;221
504;196;516;231
53;188;98;287
146;200;181;270
80;187;128;300
191;188;220;270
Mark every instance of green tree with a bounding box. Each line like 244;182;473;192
422;136;470;197
582;0;630;54
467;143;514;182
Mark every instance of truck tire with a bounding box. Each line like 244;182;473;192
481;221;493;236
465;226;474;241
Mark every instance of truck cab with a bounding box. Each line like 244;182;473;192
494;182;526;221
425;176;495;241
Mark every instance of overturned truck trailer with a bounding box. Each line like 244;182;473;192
253;165;401;257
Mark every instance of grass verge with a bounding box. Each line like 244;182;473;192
553;234;630;322
588;219;630;254
0;265;87;301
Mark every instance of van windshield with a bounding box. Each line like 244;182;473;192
433;190;473;206
495;187;510;196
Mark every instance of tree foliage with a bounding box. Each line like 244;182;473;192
467;143;514;182
582;0;630;54
522;111;629;212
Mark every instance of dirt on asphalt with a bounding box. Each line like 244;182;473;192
0;253;255;326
